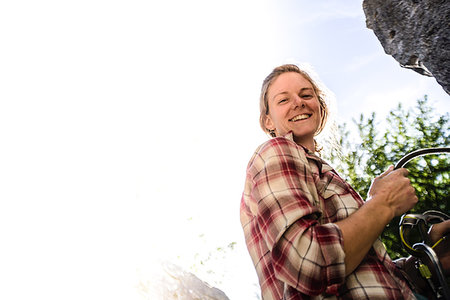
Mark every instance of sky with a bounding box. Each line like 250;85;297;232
0;1;449;300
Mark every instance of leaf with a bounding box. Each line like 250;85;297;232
329;96;449;258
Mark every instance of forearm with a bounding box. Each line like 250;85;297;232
336;196;394;275
336;166;417;275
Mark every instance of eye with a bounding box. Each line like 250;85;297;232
278;98;288;104
301;94;313;99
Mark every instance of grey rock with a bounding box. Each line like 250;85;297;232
363;0;450;94
137;261;230;300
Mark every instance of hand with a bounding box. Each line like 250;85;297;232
367;166;418;217
429;220;450;275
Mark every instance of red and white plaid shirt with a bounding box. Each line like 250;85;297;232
240;133;415;299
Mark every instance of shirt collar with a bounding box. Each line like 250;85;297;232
280;131;334;174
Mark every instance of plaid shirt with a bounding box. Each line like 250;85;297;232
240;133;415;299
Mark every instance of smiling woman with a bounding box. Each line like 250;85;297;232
264;73;322;151
239;63;431;299
259;64;329;152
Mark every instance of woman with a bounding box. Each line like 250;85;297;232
240;64;448;299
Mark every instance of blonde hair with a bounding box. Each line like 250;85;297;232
259;64;337;154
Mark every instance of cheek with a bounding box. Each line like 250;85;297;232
315;105;325;131
268;107;284;124
315;101;322;118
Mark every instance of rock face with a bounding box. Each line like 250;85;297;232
137;261;230;300
363;0;450;95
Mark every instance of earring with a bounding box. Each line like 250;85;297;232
268;129;276;137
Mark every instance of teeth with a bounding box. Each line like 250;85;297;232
290;114;310;121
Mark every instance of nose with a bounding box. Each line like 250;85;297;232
292;94;305;109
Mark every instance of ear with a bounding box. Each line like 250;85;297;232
264;114;275;131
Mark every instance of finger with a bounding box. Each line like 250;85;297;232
378;165;394;178
431;220;450;236
393;167;409;177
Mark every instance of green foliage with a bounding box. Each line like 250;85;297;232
329;97;449;258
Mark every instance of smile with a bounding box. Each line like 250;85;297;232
289;114;311;122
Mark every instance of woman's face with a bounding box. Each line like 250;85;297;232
265;72;321;149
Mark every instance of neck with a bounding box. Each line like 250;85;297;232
294;136;315;153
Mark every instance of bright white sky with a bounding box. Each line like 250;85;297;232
0;1;448;300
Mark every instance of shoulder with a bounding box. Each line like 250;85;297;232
246;136;309;174
254;136;305;159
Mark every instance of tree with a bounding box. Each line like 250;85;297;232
327;96;449;258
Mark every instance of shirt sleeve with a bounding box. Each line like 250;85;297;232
247;137;346;296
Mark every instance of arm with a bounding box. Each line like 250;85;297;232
429;220;450;275
248;139;418;294
248;139;346;295
337;166;418;275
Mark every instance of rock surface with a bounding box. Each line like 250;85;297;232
363;0;450;95
136;261;230;300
